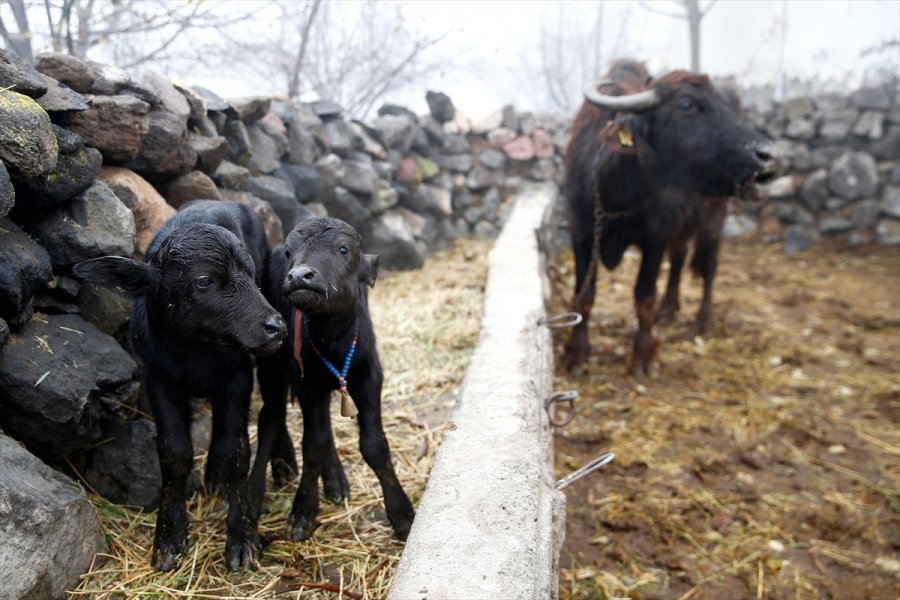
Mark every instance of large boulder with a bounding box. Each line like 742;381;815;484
97;166;175;255
247;175;300;238
35;52;95;93
0;313;137;460
0;431;108;600
126;109;197;181
275;163;321;203
0;90;58;178
139;71;191;121
0;48;48;98
247;122;285;173
87;61;131;95
372;114;417;153
0;163;12;218
190;132;229;175
367;209;426;270
14;125;102;210
212;160;250;191
342;160;378;196
63;94;151;162
828;152;879;201
35;74;90;113
165;170;222;208
426;90;455;123
29;181;136;267
321;119;354;158
0;219;52;326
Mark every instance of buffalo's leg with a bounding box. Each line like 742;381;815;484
632;244;664;379
320;407;350;505
147;379;193;572
353;377;415;540
562;224;597;370
690;201;726;336
657;238;687;325
285;387;332;541
208;371;258;571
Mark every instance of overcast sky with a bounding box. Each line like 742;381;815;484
381;0;899;118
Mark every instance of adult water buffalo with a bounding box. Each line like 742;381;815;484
562;60;776;377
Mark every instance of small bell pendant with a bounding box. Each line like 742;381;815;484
340;390;358;418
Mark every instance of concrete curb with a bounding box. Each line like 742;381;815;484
388;183;565;600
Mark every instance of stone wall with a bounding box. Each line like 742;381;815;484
727;83;900;250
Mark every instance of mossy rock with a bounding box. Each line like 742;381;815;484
0;90;58;178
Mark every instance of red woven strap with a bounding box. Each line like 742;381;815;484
292;309;304;379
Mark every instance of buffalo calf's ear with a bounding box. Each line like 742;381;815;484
72;256;153;299
360;253;380;288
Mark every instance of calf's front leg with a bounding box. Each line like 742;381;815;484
286;386;333;541
146;379;193;572
632;244;664;379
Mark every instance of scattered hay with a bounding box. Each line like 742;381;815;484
552;243;900;600
72;239;491;599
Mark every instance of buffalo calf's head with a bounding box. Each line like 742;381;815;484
586;71;778;200
281;217;378;316
74;223;286;355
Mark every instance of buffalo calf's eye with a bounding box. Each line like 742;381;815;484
678;97;695;111
339;245;349;256
195;275;214;290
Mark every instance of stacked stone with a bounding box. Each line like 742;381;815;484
725;83;900;250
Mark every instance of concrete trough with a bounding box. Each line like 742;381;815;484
389;183;565;599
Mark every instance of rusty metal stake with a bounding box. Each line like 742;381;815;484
555;452;616;491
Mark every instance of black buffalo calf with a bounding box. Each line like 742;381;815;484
73;200;287;571
253;217;415;542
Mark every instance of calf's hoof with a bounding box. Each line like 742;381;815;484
285;513;318;542
322;468;350;505
225;533;260;571
271;458;298;488
391;514;414;541
152;536;186;572
655;302;678;325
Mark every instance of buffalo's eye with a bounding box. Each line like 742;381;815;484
338;245;349;256
678;97;696;111
195;275;214;290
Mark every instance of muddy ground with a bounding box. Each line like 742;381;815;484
551;241;899;600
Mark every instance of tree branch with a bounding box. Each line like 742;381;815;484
638;0;685;20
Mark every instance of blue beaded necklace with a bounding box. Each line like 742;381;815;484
306;318;358;399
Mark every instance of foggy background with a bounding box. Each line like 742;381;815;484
2;0;898;119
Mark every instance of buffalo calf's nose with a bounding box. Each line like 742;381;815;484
754;143;775;162
265;314;287;339
287;265;317;284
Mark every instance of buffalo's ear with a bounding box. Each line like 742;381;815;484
72;256;153;299
360;253;379;288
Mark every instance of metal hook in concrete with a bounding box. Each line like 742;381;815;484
539;312;583;329
545;390;578;427
555;452;616;491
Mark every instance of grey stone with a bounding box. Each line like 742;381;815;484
0;431;108;600
322;119;354;158
467;166;497;191
850;86;892;111
0;313;137;459
853;199;881;229
368;210;425;270
310;100;343;121
871;125;900;161
378;103;418;121
35;52;95;93
248;175;299;236
373;114;417;152
370;180;400;215
77;281;132;338
0;90;58;178
439;153;473;173
63;95;151;163
247;122;283;174
419;114;445;146
853;110;885;139
30;181;136;267
190;133;229;175
275;163;320;203
95;166;175;256
764;174;801;200
784;117;817;140
127;109;197;181
501;105;519;131
783;226;811;253
477;149;506;171
828;152;879;201
87;61;131;95
881;186;900;218
774;201;814;226
0;219;52;326
519;112;536;136
230;96;271;124
443;134;470;155
35;74;89;112
820;108;859;139
723;213;759;238
809;144;847;171
473;220;501;240
482;187;501;222
84;417;161;510
780;96;815;120
314;154;345;194
876;218;900;245
452;190;474;211
192;85;230;113
0;163;12;218
171;82;207;120
771;139;811;172
342;160;378;196
426;91;455;123
819;216;853;235
212;160;250;191
351;121;387;160
472;109;504;134
800;169;830;212
140;71;190;121
529;159;556;182
487;127;517;146
0;48;47;98
223;118;252;166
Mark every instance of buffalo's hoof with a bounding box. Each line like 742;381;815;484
285;513;318;542
225;533;260;571
655;302;679;325
322;470;350;505
152;537;186;572
271;458;298;488
391;515;414;541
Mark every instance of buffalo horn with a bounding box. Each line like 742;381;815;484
584;80;660;112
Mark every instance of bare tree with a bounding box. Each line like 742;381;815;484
0;0;35;59
222;1;449;117
638;0;717;71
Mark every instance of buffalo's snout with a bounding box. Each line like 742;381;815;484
287;265;318;286
249;311;287;356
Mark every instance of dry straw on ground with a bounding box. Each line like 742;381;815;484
72;239;491;599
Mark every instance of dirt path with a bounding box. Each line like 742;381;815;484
551;242;900;600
